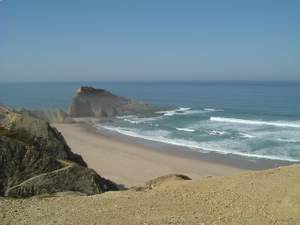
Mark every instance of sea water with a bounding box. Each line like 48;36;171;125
1;81;300;161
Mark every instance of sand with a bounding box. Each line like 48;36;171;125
1;164;300;225
2;122;300;225
52;123;244;187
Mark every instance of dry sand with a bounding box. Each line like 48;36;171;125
1;165;300;225
52;123;244;187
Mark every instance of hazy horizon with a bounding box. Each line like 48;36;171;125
0;0;299;82
2;79;300;84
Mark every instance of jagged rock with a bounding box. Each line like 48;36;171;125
69;86;158;118
1;110;85;164
5;162;117;197
0;135;61;196
0;110;118;197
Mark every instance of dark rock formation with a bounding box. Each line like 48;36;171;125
0;110;118;197
5;162;117;197
69;86;158;118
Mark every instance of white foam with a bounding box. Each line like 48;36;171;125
204;108;224;112
177;107;191;112
277;138;300;143
240;133;256;138
156;109;177;116
119;115;160;124
96;124;299;162
156;107;204;116
208;130;226;136
176;127;195;132
182;110;206;115
210;117;300;128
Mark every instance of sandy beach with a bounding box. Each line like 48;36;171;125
53;122;246;187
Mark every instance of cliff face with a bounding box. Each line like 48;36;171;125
69;86;158;118
0;109;118;197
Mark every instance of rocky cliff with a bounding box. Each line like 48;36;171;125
0;108;118;197
69;86;158;118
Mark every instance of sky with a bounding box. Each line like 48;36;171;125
0;0;299;82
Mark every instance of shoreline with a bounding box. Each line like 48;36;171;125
94;123;294;170
53;122;294;187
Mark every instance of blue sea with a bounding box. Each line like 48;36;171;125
1;81;300;162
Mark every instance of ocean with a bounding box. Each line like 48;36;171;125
1;81;300;162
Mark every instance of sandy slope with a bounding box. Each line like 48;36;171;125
1;165;300;225
52;123;243;187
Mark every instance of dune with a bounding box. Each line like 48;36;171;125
1;164;300;225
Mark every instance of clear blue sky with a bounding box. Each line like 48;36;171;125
0;0;299;81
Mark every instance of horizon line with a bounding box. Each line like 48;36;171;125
1;79;300;84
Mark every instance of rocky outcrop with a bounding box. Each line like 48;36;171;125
0;105;9;122
0;110;118;197
5;162;117;197
69;86;158;118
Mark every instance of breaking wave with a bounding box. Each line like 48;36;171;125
208;130;226;136
117;115;160;124
156;107;205;116
96;124;299;162
210;117;300;128
176;127;195;132
204;108;224;112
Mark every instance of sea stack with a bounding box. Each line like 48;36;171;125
68;86;158;118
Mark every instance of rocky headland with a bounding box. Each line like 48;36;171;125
0;106;118;197
69;86;159;118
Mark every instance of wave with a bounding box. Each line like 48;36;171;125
210;117;300;128
118;115;160;124
208;130;226;136
240;133;256;138
96;124;299;162
277;138;300;143
156;110;177;116
156;107;204;116
204;108;224;112
177;107;191;112
176;127;195;132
